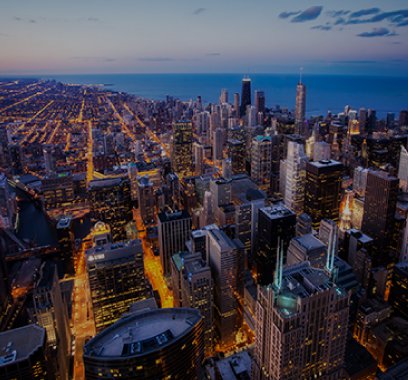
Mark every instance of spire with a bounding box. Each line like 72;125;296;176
274;237;284;290
326;224;337;274
299;67;303;84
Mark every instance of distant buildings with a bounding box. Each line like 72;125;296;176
137;175;155;225
251;135;272;192
83;308;204;380
240;77;251;117
171;120;193;177
295;80;306;129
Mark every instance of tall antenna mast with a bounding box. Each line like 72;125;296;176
299;67;303;84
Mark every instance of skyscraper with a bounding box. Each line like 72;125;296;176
220;88;228;104
228;139;246;175
86;238;151;332
158;209;192;276
0;324;49;380
283;141;308;214
83;308;204;380
398;145;408;192
253;260;349;380
254;203;296;285
240;77;251;117
233;93;240;116
295;79;306;126
254;90;266;114
0;173;16;230
251;135;272;192
304;160;343;229
361;170;399;258
137;175;155;225
207;229;244;347
213;128;224;161
171;120;193;177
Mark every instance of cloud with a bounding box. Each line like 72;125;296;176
357;27;398;37
138;57;174;62
350;8;381;18
206;52;221;56
279;11;301;19
87;17;100;22
291;6;323;23
311;24;332;31
29;19;36;24
193;8;206;15
327;10;350;17
71;56;115;62
13;17;22;21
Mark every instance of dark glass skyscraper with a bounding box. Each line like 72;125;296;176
240;77;251;117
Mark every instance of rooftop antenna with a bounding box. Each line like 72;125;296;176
326;224;337;275
299;67;304;84
274;237;284;290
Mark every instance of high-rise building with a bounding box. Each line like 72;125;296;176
28;262;71;380
0;173;16;230
253;261;349;380
283;141;308;213
193;142;205;175
361;170;399;257
287;233;327;269
83;308;204;380
137;175;155;225
304;160;343;229
388;262;408;320
88;176;133;242
254;203;296;285
43;144;56;175
0;125;10;169
233;93;240;116
295;80;306;126
158;209;192;276
213;128;224;161
398;145;408;192
42;173;75;210
171;252;213;355
313;141;331;161
240;77;251;117
228;139;246;175
56;215;75;273
207;229;244;347
220;88;228;104
0;324;49;380
251;135;272;192
172;120;193;177
86;239;151;332
254;90;265;114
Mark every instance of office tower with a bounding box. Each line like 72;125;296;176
0;125;10;169
28;262;71;380
228;139;246;175
0;173;16;229
201;191;215;227
398;145;408;192
254;90;265;114
250;135;272;192
253;261;349;380
9;144;24;174
89;176;133;241
240;77;251;117
340;191;353;232
220;88;228;104
171;252;213;354
295;80;306;126
207;229;244;347
171;120;193;177
0;324;48;380
361;170;399;256
210;178;232;208
56;215;75;273
313;141;331;161
195;111;210;143
233;93;240;116
389;262;408;320
319;218;338;247
42;173;75;210
255;203;296;285
359;108;368;132
86;239;151;332
83;308;204;380
353;166;369;197
283;141;308;214
287;233;327;268
158;209;192;276
399;110;408;127
92;221;112;246
127;162;138;201
247;105;257;127
193;142;204;175
386;112;395;129
296;212;312;236
367;108;377;132
213;128;224;161
222;158;232;180
401;217;408;262
137;175;155;225
304;160;343;229
43;144;56;174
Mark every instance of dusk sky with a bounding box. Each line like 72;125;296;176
1;0;408;75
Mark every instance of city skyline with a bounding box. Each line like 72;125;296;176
1;0;408;75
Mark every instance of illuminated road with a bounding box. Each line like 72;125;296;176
0;89;49;113
77;95;86;123
46;120;62;144
86;121;94;184
134;209;173;308
106;97;137;142
72;235;95;380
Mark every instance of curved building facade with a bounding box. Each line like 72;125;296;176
83;308;204;380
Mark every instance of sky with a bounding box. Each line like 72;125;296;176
1;0;408;76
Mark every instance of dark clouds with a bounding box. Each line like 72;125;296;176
350;8;381;18
357;27;398;38
193;8;206;15
279;11;301;19
291;6;323;23
311;25;332;31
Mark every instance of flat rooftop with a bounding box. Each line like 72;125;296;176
260;203;295;220
86;239;142;266
84;308;201;358
0;324;45;366
308;159;342;169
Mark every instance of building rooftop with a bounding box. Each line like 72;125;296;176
158;209;190;223
84;308;201;358
293;233;326;252
260;203;295;220
0;324;45;366
86;239;142;266
308;159;342;169
214;351;252;380
57;215;72;229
